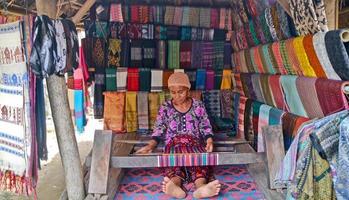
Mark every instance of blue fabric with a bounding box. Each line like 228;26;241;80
36;78;47;163
196;69;206;90
74;90;85;133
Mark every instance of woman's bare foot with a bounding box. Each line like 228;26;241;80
193;180;221;199
162;177;186;199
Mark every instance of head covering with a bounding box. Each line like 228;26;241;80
168;72;191;89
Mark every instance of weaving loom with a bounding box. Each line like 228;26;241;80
84;127;285;199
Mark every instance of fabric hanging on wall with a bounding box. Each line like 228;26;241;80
303;35;326;78
105;68;117;91
168;40;180;69
127;68;139;91
148;92;160;129
128;23;142;40
271;42;287;75
186;70;197;89
142;40;156;67
296;77;324;118
95;21;108;39
293;36;317;77
259;74;274;106
244;99;254;144
181;7;190;26
220;69;232;89
213;41;224;69
191;41;202;69
251;74;265;103
214;69;223;90
224;42;232;69
153;6;164;24
315;78;349;116
285;38;303;75
108;22;118;38
203;90;221;118
53;20;67;75
130;5;140;23
210;8;219;29
281;112;298;151
240;73;256;100
139;5;149;24
164;6;175;25
74;69;85;133
94;69;105;119
110;3;123;22
108;39;121;68
151;69;163;92
324;30;349;80
141;24;154;39
237;95;248;139
173;7;183;26
103;92;126;133
81;38;94;80
201;42;214;69
205;70;215;90
166;26;180;40
196;69;207;90
137;92;149;132
257;105;271;152
220;90;234;119
189;90;202;101
268;75;285;109
189;7;200;27
180;41;192;68
251;101;263;151
199;8;211;28
181;27;192;40
139;68;151;91
156;40;166;69
162;70;174;90
116;67;127;91
120;39;130;67
117;23;128;39
130;40;143;67
125;92;138;132
122;5;130;22
279;40;295;75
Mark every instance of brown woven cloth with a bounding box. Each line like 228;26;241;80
149;92;160;129
163;70;174;90
103;92;126;133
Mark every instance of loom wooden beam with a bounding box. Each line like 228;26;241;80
276;0;291;16
324;0;339;30
114;139;249;145
35;0;85;199
71;0;96;24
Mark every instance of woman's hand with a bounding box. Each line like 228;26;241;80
205;138;214;152
135;139;157;154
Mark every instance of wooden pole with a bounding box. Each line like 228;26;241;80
324;0;339;30
35;0;86;199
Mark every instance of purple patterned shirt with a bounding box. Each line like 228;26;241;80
151;98;214;145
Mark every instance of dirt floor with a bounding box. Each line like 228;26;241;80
0;116;102;200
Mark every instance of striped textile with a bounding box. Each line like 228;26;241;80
126;92;138;132
151;69;163;92
237;96;248;139
137;92;149;132
213;41;224;69
206;70;215;90
158;152;219;167
120;39;130;66
168;40;180;69
103;92;126;133
201;42;214;69
233;73;244;96
214;69;223;90
110;3;123;22
130;40;142;67
156;41;166;69
116;67;127;91
164;6;175;25
189;7;200;27
192;41;202;68
105;68;117;91
148;92;160;129
181;7;190;26
199;8;211;28
173;7;183;26
268;75;285;109
127;68;139;91
251;74;264;103
180;41;192;68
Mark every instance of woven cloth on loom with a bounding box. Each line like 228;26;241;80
108;39;121;68
191;41;202;68
205;70;215;90
293;36;317;77
94;70;105;119
142;40;155;67
126;92;138;132
151;70;163;92
139;68;151;92
148;92;160;129
196;69;206;90
221;69;232;89
110;3;123;22
313;32;341;80
315;78;349;116
103;92;125;133
280;76;308;117
159;152;219;167
116;67;127;91
127;68;139;91
130;40;142;67
168;40;180;69
201;42;214;69
105;68;117;91
137;92;149;131
296;77;324;118
268;75;285;109
156;41;166;69
180;41;192;68
203;90;221;118
325;29;349;80
162;70;173;90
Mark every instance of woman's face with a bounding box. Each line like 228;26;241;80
169;86;189;104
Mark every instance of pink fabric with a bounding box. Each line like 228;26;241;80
110;3;123;22
268;75;285;110
206;69;215;90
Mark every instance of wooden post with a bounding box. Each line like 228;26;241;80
35;0;86;199
324;0;338;30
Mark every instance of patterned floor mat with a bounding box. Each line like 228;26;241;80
114;165;265;200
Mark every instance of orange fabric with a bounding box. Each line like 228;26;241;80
162;70;174;90
303;35;327;78
103;92;126;133
272;42;287;75
253;46;264;73
285;38;303;76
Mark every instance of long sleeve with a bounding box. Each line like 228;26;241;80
196;102;214;140
151;105;167;143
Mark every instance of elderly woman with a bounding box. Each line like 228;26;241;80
136;72;221;199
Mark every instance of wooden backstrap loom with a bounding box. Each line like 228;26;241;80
83;125;286;200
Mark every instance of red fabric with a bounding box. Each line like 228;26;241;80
268;75;285;110
210;8;220;29
180;41;192;68
130;5;140;23
78;47;89;83
315;78;349;116
127;23;142;39
233;73;244;96
206;69;215;90
127;68;139;91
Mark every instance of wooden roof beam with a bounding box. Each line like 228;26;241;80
71;0;95;24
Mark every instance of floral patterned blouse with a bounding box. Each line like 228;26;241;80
151;98;214;145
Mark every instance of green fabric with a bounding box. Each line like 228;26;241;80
139;68;151;91
168;40;180;69
105;68;117;91
214;69;223;90
213;41;224;69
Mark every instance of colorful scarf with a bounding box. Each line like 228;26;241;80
108;39;121;68
127;68;139;91
168;40;180;69
74;88;85;133
191;41;202;69
173;7;183;26
153;6;164;24
110;3;123;22
251;74;265;103
237;95;248;139
279;40;295;75
196;69;207;90
205;70;215;90
260;74;274;106
303;35;326;78
180;41;192;68
125;92;138;132
105;68;117;91
142;40;156;67
240;73;256;100
148;92;160;129
214;69;223;90
181;7;190;26
92;38;106;69
201;42;214;69
130;5;140;23
293;36;317;77
156;40;166;69
268;75;285;109
199;8;211;28
116;67;127;91
151;70;163;92
139;5;149;24
130;40;143;67
271;42;287;75
285;38;303;76
139;68;151;92
103;92;126;133
117;23;128;39
166;26;180;39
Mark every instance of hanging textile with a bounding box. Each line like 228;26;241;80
293;36;316;77
139;5;149;24
138;68;150;92
259;74;274;106
130;40;143;67
202;90;221;118
237;95;248;139
73;68;86;133
120;39;130;67
127;68;139;91
53;20;67;75
151;69;163;92
116;67;127;91
92;37;107;69
108;22;118;38
110;3;123;22
186;70;197;88
189;7;200;27
142;40;156;67
137;92;149;132
220;69;232;89
162;70;174;90
213;41;224;69
181;7;190;26
224;42;232;69
153;6;165;24
180;41;192;68
268;75;285;110
201;42;214;69
257;105;271;152
191;41;202;69
105;68;117;91
214;69;223;90
205;70;215;90
149;92;160;129
156;40;167;69
141;24;154;39
240;73;256;100
220;90;234;119
117;23;128;39
196;69;207;90
94;69;105;119
173;7;183;26
168;40;180;69
166;26;180;40
302;35;326;78
108;39;121;68
95;21;108;39
164;6;175;25
103;92;126;133
199;8;211;28
181;27;192;40
125;92;138;132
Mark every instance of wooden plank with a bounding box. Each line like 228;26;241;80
325;0;339;30
71;0;96;24
235;144;285;200
88;130;113;194
263;125;286;189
